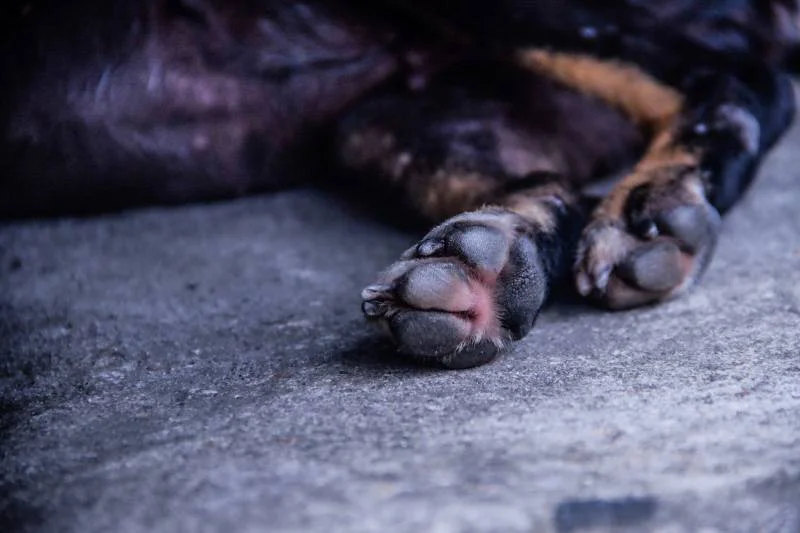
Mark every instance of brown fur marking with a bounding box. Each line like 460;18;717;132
502;182;577;232
517;49;700;220
416;169;497;221
516;50;683;131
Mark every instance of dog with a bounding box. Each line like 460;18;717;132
1;0;797;368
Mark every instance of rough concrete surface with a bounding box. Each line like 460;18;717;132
1;109;800;533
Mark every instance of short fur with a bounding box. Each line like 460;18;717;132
1;0;797;367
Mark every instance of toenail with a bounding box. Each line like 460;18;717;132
417;240;443;257
361;300;385;317
641;221;659;239
595;266;612;292
361;285;389;300
576;271;593;296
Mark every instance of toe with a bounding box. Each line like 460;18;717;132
655;203;720;253
387;309;471;358
440;340;503;369
603;276;664;310
444;223;511;273
387;309;502;368
496;236;547;339
396;261;475;312
411;219;513;274
616;240;685;293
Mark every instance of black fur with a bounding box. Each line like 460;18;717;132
1;0;797;366
1;0;796;218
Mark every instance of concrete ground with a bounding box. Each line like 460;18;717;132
1;108;799;533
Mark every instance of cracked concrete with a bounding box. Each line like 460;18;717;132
1;102;800;532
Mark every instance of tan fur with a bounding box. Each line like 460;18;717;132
517;49;700;220
417;170;497;221
505;198;556;232
495;127;565;177
503;182;576;232
516;50;683;132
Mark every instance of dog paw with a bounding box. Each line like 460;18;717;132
361;208;548;368
575;165;721;309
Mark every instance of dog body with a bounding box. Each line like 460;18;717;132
1;0;797;366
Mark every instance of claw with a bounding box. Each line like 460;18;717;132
640;220;659;239
595;266;612;292
576;271;593;297
417;239;444;257
361;300;386;317
360;284;391;300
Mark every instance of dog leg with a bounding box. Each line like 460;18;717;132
337;67;632;366
519;50;794;309
359;176;584;368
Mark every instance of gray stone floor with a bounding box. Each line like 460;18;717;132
2;107;800;532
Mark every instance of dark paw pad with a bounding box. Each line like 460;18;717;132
576;169;721;309
362;209;548;368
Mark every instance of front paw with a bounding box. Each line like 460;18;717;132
361;208;548;368
575;166;721;309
